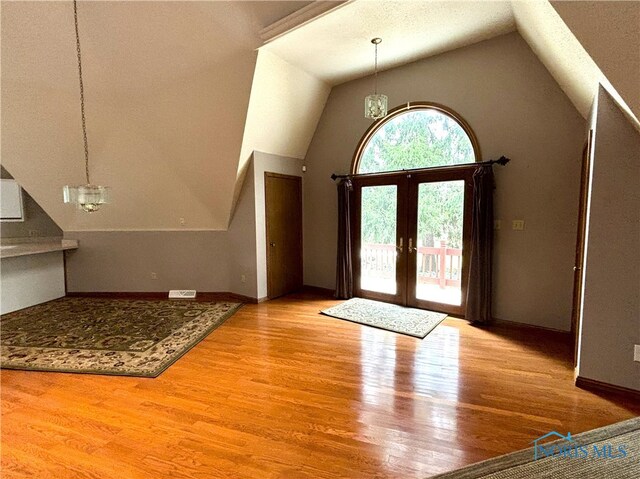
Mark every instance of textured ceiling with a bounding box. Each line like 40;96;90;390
2;1;312;98
512;0;638;127
551;0;640;121
264;0;516;85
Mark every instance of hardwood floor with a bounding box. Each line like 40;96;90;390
1;292;638;478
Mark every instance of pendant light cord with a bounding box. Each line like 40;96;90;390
73;0;91;185
374;41;378;95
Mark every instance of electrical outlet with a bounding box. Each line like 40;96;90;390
634;345;640;362
241;274;246;283
28;230;39;237
179;217;186;227
512;220;525;231
494;220;501;230
150;272;158;280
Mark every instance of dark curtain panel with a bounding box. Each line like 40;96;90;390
335;179;354;299
465;166;495;323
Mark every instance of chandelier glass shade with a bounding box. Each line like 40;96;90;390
364;37;387;120
63;0;110;213
63;185;110;213
364;93;388;120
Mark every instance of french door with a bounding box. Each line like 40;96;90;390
353;167;473;316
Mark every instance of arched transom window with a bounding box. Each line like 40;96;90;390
352;102;481;174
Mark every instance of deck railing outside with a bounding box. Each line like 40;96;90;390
360;241;462;288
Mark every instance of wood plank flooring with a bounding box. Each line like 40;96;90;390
2;292;638;478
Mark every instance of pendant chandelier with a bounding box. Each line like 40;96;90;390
364;37;387;120
63;0;110;213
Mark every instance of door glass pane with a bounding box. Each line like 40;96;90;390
416;181;464;305
360;185;397;295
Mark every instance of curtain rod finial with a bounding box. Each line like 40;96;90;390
496;156;510;166
331;173;338;181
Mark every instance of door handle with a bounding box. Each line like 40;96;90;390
270;242;276;247
573;266;581;271
396;237;403;254
408;238;417;253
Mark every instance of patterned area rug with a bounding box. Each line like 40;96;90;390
321;297;447;338
0;298;241;377
429;417;640;478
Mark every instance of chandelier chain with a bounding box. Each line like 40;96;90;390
73;0;91;185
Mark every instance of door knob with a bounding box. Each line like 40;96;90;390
573;266;581;271
408;238;417;253
396;237;403;254
270;242;276;247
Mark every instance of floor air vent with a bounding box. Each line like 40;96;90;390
168;290;197;299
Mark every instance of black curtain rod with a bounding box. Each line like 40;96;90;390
330;156;510;181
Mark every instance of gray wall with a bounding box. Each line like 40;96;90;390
64;231;231;293
64;168;256;295
65;178;256;294
0;165;62;239
302;32;585;330
578;86;640;391
227;161;259;299
65;151;304;298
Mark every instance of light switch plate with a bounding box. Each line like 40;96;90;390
512;220;525;231
634;345;640;362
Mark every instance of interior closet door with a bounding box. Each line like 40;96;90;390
265;173;303;299
570;131;593;366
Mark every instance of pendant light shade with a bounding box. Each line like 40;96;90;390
364;38;387;120
63;0;110;213
63;185;110;213
364;94;388;120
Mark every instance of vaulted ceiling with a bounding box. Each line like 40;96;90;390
264;1;516;85
1;1;637;232
1;1;314;231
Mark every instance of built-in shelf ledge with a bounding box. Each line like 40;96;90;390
0;238;79;259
